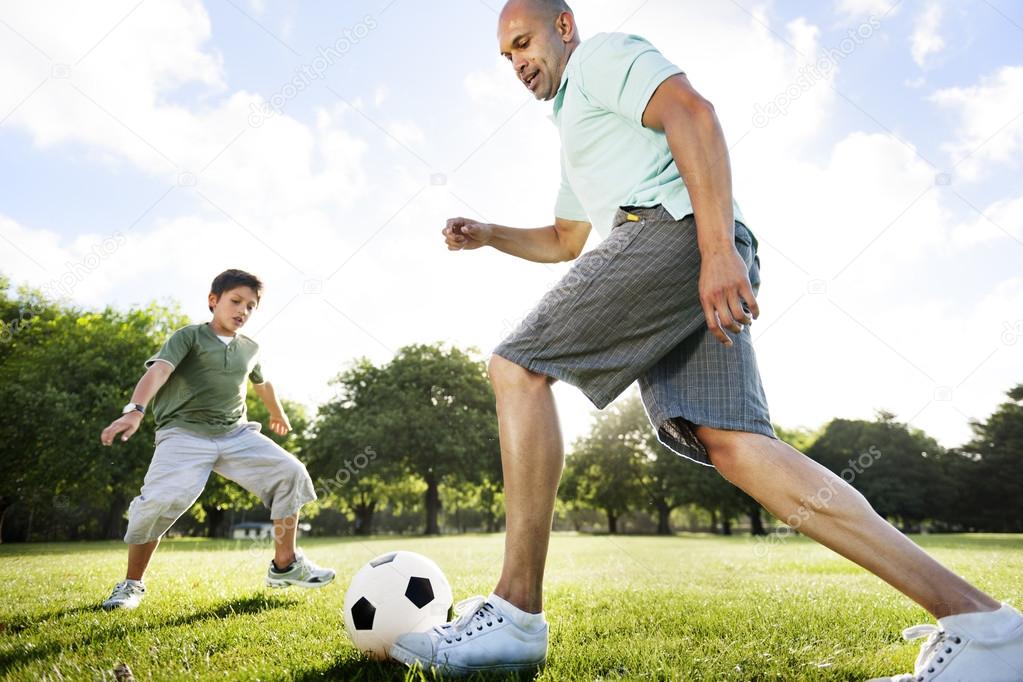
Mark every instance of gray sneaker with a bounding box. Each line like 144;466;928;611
102;580;146;611
265;551;335;588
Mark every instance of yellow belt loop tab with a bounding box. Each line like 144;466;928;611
626;213;640;222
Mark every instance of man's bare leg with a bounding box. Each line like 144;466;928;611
697;426;1000;619
272;513;299;568
126;539;160;581
489;355;564;614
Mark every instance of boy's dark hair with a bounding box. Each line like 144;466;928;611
209;269;263;312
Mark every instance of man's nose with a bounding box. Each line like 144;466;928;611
513;56;528;74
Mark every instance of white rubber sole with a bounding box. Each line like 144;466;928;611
264;574;335;589
389;643;546;676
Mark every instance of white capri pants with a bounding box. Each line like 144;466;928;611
124;422;317;544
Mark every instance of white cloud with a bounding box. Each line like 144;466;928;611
911;4;945;68
931;65;1023;181
950;194;1023;247
835;0;899;19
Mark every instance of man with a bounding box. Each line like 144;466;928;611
389;1;1023;679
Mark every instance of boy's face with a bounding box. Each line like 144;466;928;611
208;286;260;333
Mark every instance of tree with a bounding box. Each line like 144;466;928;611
806;411;950;530
309;344;501;535
950;384;1023;531
0;283;186;542
565;401;647;534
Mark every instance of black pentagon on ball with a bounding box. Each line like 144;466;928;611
351;596;376;630
404;576;435;609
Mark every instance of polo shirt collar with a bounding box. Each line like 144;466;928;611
552;46;579;118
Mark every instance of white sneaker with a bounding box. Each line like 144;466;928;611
389;595;548;676
869;604;1023;681
102;580;146;611
265;551;336;588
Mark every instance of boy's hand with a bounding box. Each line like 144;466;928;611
101;412;143;446
269;413;291;436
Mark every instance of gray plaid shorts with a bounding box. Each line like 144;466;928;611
493;205;776;465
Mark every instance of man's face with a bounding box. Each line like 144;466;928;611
498;2;574;101
208;285;259;333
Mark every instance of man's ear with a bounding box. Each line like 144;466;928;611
208;292;218;312
557;11;576;43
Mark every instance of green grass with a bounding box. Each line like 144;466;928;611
2;533;1021;681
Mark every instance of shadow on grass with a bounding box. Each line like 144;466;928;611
290;657;542;682
0;592;297;675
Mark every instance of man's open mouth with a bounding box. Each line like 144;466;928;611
524;70;540;91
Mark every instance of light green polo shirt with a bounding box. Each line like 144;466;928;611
145;323;265;435
553;32;745;236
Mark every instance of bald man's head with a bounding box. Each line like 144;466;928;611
498;0;579;101
501;0;572;21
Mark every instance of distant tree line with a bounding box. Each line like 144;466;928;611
1;279;1020;542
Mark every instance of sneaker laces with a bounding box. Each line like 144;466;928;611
902;624;963;678
109;581;143;599
433;596;504;644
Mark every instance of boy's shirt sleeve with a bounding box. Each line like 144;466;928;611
247;355;263;386
145;326;195;370
578;33;684;125
249;360;265;385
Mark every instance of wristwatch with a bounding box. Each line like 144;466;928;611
121;403;146;416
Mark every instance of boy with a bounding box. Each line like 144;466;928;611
99;269;335;610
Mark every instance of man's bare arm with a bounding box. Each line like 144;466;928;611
443;216;592;263
642;73;759;345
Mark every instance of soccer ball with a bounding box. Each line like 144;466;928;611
343;550;454;660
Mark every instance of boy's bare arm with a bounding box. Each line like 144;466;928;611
100;362;174;445
252;381;291;436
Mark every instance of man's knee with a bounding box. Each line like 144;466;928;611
697;426;773;480
488;354;549;393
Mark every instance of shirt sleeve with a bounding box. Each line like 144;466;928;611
577;33;684;125
145;326;194;370
249;360;265;385
554;155;589;222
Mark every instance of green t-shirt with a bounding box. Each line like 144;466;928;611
145;323;265;435
553;32;745;236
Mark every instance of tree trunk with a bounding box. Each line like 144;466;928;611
656;503;673;535
606;510;618;534
721;517;732;536
104;498;128;540
353;501;375;536
709;509;718;534
0;498;10;544
748;504;766;536
203;505;225;538
424;476;441;535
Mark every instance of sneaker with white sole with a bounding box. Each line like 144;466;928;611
265;551;335;588
102;580;146;611
389;595;548;676
868;604;1023;681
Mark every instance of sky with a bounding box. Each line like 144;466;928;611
1;0;1021;453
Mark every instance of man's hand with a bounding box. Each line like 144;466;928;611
443;217;493;251
269;412;292;436
699;247;760;347
101;412;144;446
